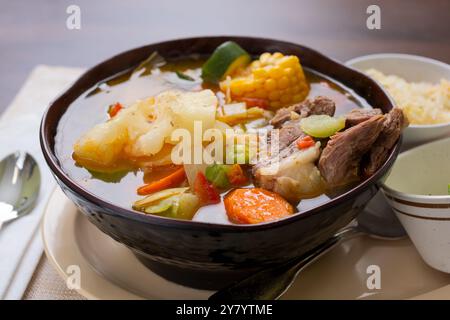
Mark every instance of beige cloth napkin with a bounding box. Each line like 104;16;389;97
0;65;84;299
23;255;84;300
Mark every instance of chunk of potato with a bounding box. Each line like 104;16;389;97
74;98;154;169
74;90;218;171
167;89;217;135
257;143;324;202
131;90;217;156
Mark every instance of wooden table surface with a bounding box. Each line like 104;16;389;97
1;0;449;114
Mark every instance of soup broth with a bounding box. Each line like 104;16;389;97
55;56;371;224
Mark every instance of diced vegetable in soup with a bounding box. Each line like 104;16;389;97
57;41;408;225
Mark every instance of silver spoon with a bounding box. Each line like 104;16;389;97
209;191;406;300
0;151;40;230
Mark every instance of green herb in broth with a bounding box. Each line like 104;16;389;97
88;169;130;183
133;51;166;77
86;52;167;97
175;71;195;81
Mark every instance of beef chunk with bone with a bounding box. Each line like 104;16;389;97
253;140;324;203
345;108;383;127
318;115;385;187
271;96;336;150
319;107;408;187
253;97;336;202
363;108;408;177
270;96;336;128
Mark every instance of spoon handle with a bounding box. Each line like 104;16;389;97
209;227;361;300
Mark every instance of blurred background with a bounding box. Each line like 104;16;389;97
1;0;449;113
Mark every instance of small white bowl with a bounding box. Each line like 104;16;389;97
381;137;450;273
346;53;450;148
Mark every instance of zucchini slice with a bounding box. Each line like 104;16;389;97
201;41;251;84
300;115;346;138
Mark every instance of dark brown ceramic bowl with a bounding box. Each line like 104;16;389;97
40;36;399;290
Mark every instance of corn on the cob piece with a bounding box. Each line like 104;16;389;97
220;52;309;109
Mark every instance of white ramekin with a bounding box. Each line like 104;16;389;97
381;137;450;273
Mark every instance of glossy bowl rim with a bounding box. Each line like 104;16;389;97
40;35;400;231
345;52;450;129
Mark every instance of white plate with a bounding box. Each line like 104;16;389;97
42;187;450;300
41;187;211;299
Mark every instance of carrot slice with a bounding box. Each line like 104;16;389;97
137;167;186;195
226;164;248;186
224;188;294;224
108;102;123;118
296;135;315;149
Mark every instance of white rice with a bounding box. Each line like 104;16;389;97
366;68;450;125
